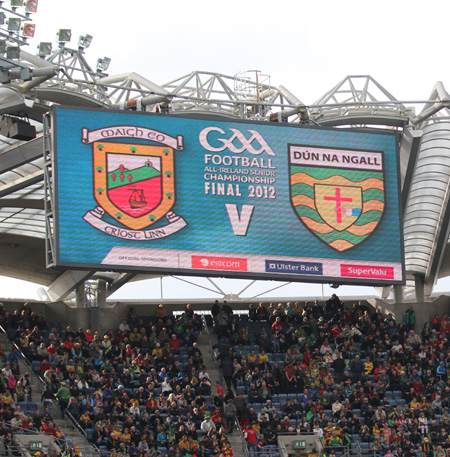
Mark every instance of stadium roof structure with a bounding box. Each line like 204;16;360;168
1;24;450;304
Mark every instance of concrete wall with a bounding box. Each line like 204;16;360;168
1;300;123;333
14;434;60;457
368;295;450;331
278;433;323;455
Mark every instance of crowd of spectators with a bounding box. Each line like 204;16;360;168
211;296;450;457
2;297;450;457
0;302;235;457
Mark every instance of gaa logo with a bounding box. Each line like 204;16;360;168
199;126;275;156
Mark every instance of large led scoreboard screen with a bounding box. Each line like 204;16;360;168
52;107;405;285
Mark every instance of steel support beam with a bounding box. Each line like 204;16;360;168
0;136;43;174
0;198;44;209
394;285;403;303
47;270;94;302
0;170;43;198
414;275;425;302
400;128;423;214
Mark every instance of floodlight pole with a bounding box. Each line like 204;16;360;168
0;29;26;46
0;5;32;20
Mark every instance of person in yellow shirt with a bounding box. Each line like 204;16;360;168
110;427;122;441
324;373;335;387
152;343;163;358
419;397;429;411
120;427;131;442
178;435;190;455
372;424;382;436
410;397;420;411
66;360;76;373
79;412;91;428
364;356;373;375
156;304;167;319
75;360;84;375
257;350;269;370
0;389;14;405
293;302;303;319
129;328;141;344
329;431;343;446
324;423;334;438
247;350;258;369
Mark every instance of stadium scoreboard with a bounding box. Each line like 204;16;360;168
51;106;405;285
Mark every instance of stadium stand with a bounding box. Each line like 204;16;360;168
2;297;450;457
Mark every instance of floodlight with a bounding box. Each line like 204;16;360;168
37;41;51;56
7;17;21;31
0;12;5;25
57;28;71;43
96;56;111;72
78;34;93;49
25;0;38;12
11;0;23;6
6;46;20;59
22;23;35;37
0;40;6;54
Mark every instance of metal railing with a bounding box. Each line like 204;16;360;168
235;417;247;455
63;409;91;447
0;444;27;457
278;439;288;457
356;441;377;457
323;445;350;457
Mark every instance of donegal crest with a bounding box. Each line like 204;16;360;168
289;145;385;252
82;126;187;240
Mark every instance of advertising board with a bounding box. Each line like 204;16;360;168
52;107;404;285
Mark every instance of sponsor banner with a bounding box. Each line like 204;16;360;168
265;260;323;275
341;264;394;279
191;255;248;271
100;246;402;281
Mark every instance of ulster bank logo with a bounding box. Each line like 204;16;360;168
289;145;385;252
81;126;187;240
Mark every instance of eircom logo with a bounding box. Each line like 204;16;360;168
192;255;248;271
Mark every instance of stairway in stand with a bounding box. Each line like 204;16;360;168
195;324;247;457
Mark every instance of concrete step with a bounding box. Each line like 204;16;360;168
196;327;246;456
227;433;246;457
